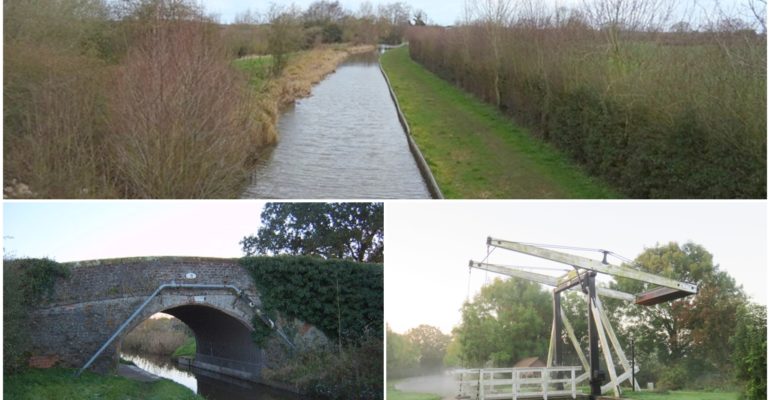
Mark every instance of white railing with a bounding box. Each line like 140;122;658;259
455;366;583;400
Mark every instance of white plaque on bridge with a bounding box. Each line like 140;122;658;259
194;296;205;303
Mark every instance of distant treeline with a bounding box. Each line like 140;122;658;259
406;0;766;198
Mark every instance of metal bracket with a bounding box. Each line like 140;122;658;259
75;283;293;377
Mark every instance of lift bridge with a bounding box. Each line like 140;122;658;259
456;238;698;400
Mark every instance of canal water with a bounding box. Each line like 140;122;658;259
243;51;431;199
121;353;302;400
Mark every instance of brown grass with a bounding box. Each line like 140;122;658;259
122;317;191;356
255;44;376;144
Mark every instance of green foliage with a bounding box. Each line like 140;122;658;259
622;390;740;400
241;203;384;263
442;334;463;368
455;277;551;367
232;55;274;90
404;325;451;371
4;258;70;373
608;242;747;389
387;327;420;378
268;335;383;400
3;367;203;400
240;256;383;344
731;304;766;399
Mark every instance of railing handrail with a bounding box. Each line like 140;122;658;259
74;283;292;377
455;366;583;400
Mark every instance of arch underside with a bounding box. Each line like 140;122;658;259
116;292;264;382
164;304;263;380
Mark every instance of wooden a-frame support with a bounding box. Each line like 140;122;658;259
470;238;697;399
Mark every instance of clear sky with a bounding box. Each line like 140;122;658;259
199;0;752;27
3;201;266;261
385;201;767;334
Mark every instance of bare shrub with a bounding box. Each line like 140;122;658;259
108;19;265;198
3;43;113;198
407;0;766;198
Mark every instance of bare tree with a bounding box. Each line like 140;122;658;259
747;0;766;33
266;3;303;74
466;0;513;108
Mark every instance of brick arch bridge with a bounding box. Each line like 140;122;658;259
29;257;281;382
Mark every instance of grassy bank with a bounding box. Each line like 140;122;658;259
386;381;441;400
3;368;203;400
407;26;765;198
171;337;197;359
622;390;740;400
380;47;616;199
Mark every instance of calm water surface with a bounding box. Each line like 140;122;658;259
121;352;301;400
244;52;430;199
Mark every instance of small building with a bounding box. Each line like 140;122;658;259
513;357;546;368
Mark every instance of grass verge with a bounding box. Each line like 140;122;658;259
3;368;203;400
233;55;274;90
387;381;442;400
380;46;616;199
171;337;196;359
621;390;740;400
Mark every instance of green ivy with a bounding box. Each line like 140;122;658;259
4;258;71;373
240;256;383;345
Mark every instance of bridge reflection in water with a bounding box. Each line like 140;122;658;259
121;352;302;400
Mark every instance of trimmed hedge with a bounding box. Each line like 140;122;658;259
407;27;766;198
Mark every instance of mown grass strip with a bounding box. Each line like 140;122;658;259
3;368;203;400
621;390;740;400
387;381;443;400
380;46;617;199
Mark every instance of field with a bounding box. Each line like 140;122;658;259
380;47;616;199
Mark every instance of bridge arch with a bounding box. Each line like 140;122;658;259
28;257;272;382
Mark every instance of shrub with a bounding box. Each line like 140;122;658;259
107;20;265;198
732;304;767;400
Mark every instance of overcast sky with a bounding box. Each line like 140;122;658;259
198;0;753;26
385;201;767;334
3;201;266;261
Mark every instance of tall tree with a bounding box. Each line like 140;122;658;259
241;202;384;262
608;242;747;381
456;277;551;367
731;304;766;400
405;324;451;371
466;0;513;108
387;325;420;377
